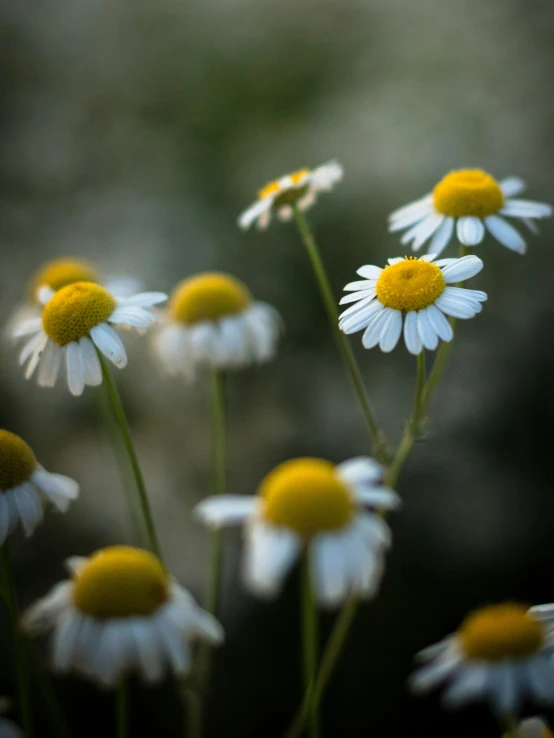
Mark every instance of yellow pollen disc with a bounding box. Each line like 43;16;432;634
433;169;504;218
169;273;251;325
258;168;311;207
375;257;445;312
0;430;37;491
260;458;354;538
30;258;99;302
72;546;170;619
42;282;117;346
459;603;544;661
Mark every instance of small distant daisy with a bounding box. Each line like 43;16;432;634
22;546;224;687
411;603;554;713
195;456;399;608
0;430;79;544
153;272;281;381
389;169;552;255
8;257;141;338
13;282;166;396
339;254;486;354
238;161;343;231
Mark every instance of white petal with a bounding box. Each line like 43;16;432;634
131;620;164;683
13;484;44;537
52;612;83;671
425;305;453;342
490;664;519;712
387;257;404;265
442;664;489;707
356;265;382;280
13;318;43;339
0;495;10;545
388;207;432;233
90;323;127;368
153;324;191;377
354;486;401;510
342;280;375;292
311;532;350;607
401;214;444;251
194;496;258;529
435;292;481;319
242;521;301;598
525;658;554;703
37;340;62;388
339;301;384;335
309;160;343;190
410;654;461;693
444;285;487;302
441;255;483;283
335;457;384;486
403;311;422;355
417;309;439;351
456;216;485;246
484;214;526;254
109;307;155;330
361;308;391;350
388;194;433;222
500;198;552;219
499;176;526;198
339;288;376;305
79;337;102;386
32;469;79;512
37;286;55;306
379;309;403;352
117;292;167;308
426;216;454;257
65;342;85;397
238;199;271;230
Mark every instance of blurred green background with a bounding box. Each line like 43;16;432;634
1;0;554;735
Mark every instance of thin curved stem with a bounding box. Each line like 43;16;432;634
292;206;387;461
98;353;162;560
301;554;320;738
1;545;34;738
116;679;128;738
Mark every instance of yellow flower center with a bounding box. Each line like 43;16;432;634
30;258;99;302
459;603;544;661
170;273;251;325
42;282;117;346
258;168;311;208
375;257;445;312
72;546;170;619
0;430;37;491
433;169;504;218
260;458;354;538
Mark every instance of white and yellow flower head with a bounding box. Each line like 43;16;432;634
8;257;142;338
411;603;554;712
0;430;79;544
153;272;281;381
503;718;554;738
339;254;486;354
13;282;167;396
238;161;343;231
389;169;552;256
22;546;224;687
195;456;399;608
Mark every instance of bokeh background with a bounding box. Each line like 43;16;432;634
1;0;554;735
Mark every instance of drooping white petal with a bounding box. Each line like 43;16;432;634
339;288;376;305
79;337;102;386
484;215;526;254
402;214;444;251
242;521;301;599
238;199;272;230
388;194;433;223
37;340;62;388
442;664;489;707
311;531;350;607
342;279;375;292
354;486;400;510
456;216;485;246
426;216;454;257
336;457;384;486
499;176;526;198
379;309;403;352
444;285;487;302
435;292;482;319
362;308;394;349
441;255;483;283
194;495;258;529
37;286;55;305
32;469;79;512
90;323;128;368
426;305;453;342
403;311;422;355
117;292;167;308
13;317;43;338
12;483;44;536
309;160;343;191
410;653;461;693
109;306;156;330
417;309;439;350
66;341;85;397
131;619;164;683
500;198;552;219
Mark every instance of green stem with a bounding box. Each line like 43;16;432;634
1;545;33;738
301;554;320;738
502;712;519;736
116;679;128;738
98;353;162;560
28;648;72;738
292;206;387;461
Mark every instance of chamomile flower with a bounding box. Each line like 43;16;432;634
153;272;281;381
238;161;343;230
389;169;552;256
504;718;554;738
22;546;224;687
411;603;554;712
0;430;79;544
195;457;399;608
13;282;166;396
339;254;486;354
8;257;141;338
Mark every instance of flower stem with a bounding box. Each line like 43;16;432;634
116;679;128;738
98;353;162;560
292;205;387;461
502;712;520;736
301;554;320;738
0;545;34;738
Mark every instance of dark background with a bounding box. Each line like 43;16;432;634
1;0;554;735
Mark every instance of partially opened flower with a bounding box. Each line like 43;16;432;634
13;282;166;396
195;457;399;608
22;546;223;687
389;169;552;256
153;272;281;381
339;254;486;354
238;161;343;230
8;257;141;338
0;430;79;544
411;603;554;712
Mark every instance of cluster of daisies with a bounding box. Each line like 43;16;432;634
0;161;552;736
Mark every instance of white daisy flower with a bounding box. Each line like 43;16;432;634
22;546;224;687
153;272;281;382
13;281;167;396
7;257;142;339
389;169;552;256
195;456;400;609
238;161;343;231
339;254;486;354
411;603;554;713
0;430;79;545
